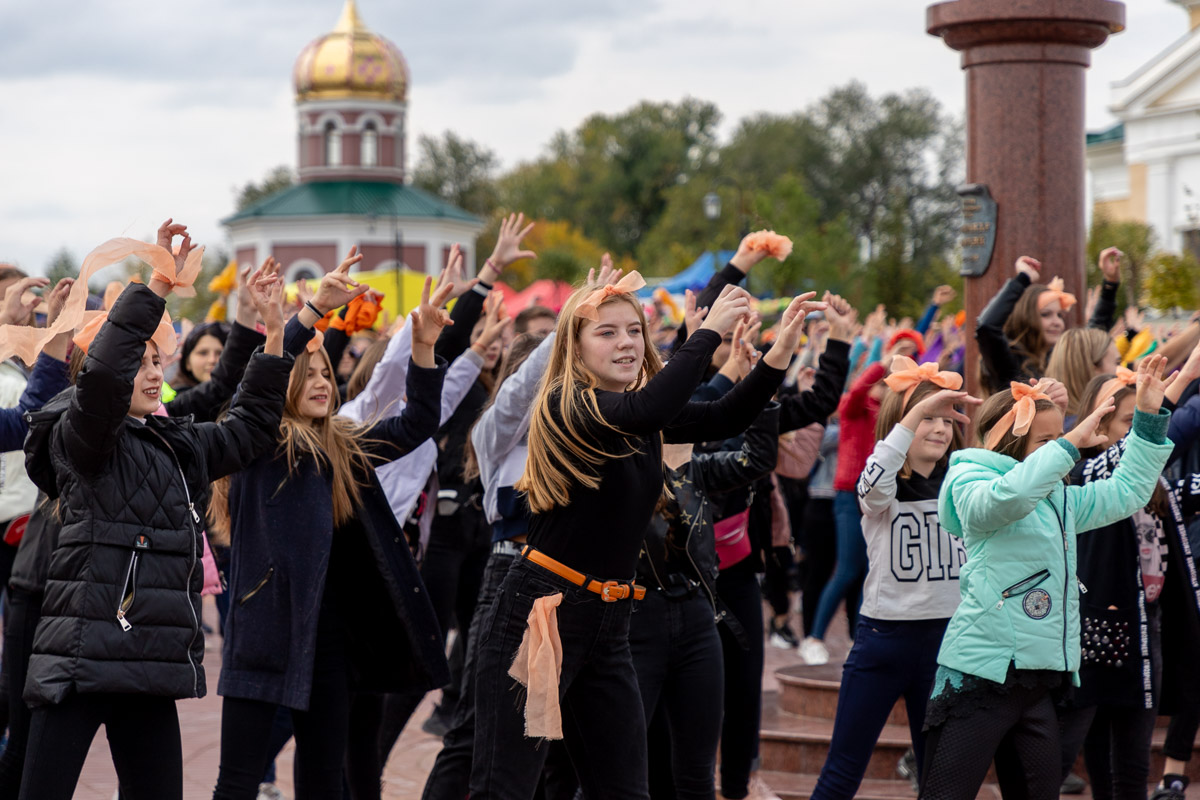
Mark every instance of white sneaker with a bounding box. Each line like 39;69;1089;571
746;774;783;800
798;636;829;666
257;784;288;800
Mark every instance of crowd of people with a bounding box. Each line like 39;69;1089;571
0;216;1194;800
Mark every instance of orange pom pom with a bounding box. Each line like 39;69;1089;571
744;230;793;261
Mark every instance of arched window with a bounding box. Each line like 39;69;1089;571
361;123;378;168
324;121;342;167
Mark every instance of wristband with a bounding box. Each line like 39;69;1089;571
485;258;500;273
304;300;325;318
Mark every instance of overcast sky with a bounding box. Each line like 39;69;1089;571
0;0;1188;275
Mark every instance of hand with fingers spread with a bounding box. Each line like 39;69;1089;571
1098;247;1123;283
411;276;455;367
1015;256;1041;282
471;292;511;357
311;247;369;316
45;278;74;327
862;304;886;341
438;244;479;302
587;253;622;288
150;218;198;298
234;263;259;327
718;318;761;383
698;285;752;337
483;212;536;283
1135;353;1173;414
763;292;829;370
1065;395;1118;452
823;292;857;343
729;231;772;274
901;389;982;432
1166;338;1200;404
0;277;49;327
247;258;284;335
683;289;709;341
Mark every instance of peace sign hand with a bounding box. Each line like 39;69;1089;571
313;247;369;314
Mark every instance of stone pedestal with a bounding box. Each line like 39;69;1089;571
927;0;1125;396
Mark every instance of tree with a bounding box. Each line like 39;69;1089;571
235;165;295;211
1086;215;1155;311
45;248;78;285
1142;251;1200;312
412;132;500;216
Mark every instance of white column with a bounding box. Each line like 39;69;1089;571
1146;159;1176;253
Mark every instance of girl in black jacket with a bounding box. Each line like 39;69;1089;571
208;261;454;800
19;227;292;800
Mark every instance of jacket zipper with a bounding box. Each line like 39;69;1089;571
239;567;274;605
1051;492;1069;670
687;498;721;622
116;551;140;632
146;428;201;697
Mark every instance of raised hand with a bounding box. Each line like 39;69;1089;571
1098;247;1123;283
862;304;886;340
823;292;857;343
1033;377;1070;415
1135;353;1172;414
437;244;479;303
1015;256;1041;282
411;276;455;367
1166;338;1200;404
683;289;708;340
718;318;762;383
1065;395;1118;452
247;258;284;334
234;263;258;326
312;247;369;314
932;285;956;306
1124;305;1145;333
472;291;511;353
587;253;622;288
698;285;753;336
44;278;74;326
902;389;982;430
0;277;49;326
483;212;536;283
729;231;771;274
764;292;829;369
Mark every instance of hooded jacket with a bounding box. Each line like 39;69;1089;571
936;409;1173;684
22;284;293;707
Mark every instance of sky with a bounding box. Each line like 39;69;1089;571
0;0;1189;275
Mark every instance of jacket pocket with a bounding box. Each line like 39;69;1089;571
238;567;274;606
115;534;152;632
1000;569;1051;603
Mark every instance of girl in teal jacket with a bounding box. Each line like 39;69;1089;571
920;356;1176;800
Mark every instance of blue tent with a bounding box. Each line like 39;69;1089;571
637;250;736;297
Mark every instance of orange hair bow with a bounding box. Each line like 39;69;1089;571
1037;277;1077;312
575;271;647;322
884;355;963;405
330;294;383;335
72;309;178;356
1095;366;1137;410
985;381;1052;451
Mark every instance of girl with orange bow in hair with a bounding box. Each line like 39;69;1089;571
1054;355;1200;800
807;357;980;800
976;250;1122;395
918;357;1176;800
469;271;825;800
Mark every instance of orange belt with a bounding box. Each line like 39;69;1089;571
521;546;646;602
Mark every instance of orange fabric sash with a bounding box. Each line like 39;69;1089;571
508;592;565;740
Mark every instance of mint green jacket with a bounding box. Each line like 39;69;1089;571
936;410;1172;684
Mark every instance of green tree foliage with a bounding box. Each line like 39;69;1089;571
1086;215;1156;311
413;132;500;216
235;165;295;212
45;248;78;285
1142;251;1200;312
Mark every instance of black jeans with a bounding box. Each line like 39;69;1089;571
19;692;182;800
797;497;836;637
716;561;765;799
629;588;725;800
1083;705;1159;800
920;682;1061;800
0;588;41;799
1164;702;1200;762
470;556;647;800
212;613;351;800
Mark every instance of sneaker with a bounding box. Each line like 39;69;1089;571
1061;772;1086;794
257;783;287;800
1151;775;1190;800
745;775;782;800
422;705;452;738
798;636;829;666
768;618;799;649
897;747;919;792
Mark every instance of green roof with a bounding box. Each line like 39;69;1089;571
222;181;483;225
1086;122;1124;147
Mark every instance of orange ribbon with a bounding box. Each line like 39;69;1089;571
1037;276;1077;312
72;309;178;356
883;354;963;405
985;381;1052;451
575;271;647;322
508;593;565;739
1095;366;1137;410
306;327;325;355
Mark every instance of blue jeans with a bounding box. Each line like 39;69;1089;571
810;616;947;800
810;491;867;640
470;556;648;800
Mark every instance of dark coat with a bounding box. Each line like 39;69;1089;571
219;359;451;711
0;354;69;452
22;284;293;707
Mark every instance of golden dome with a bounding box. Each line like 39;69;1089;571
293;0;409;102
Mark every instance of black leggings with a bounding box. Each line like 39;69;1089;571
0;588;41;800
18;692;182;800
920;683;1061;800
716;561;765;799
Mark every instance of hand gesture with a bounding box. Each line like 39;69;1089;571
1098;247;1123;283
1135;353;1173;414
729;232;771;274
1032;377;1069;414
0;277;49;327
1065;395;1118;452
1084;285;1100;325
699;285;753;336
485;212;536;279
233;263;259;326
45;278;74;326
437;244;479;303
719;318;758;383
1124;305;1145;333
683;289;708;340
473;291;511;350
313;247;369;314
862;304;886;340
932;285;956;306
587;252;622;288
764;292;829;369
246;257;284;333
1167;338;1200;404
904;389;982;429
1015;256;1041;281
411;276;455;355
796;366;816;393
823;292;857;342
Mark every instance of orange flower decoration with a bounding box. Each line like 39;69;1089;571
575;272;647;322
1037;276;1077;312
985;381;1052;451
884;355;963;405
744;230;793;261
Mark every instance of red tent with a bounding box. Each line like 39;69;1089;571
493;279;575;314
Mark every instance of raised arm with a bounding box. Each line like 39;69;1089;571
471;332;554;467
691;402;780;494
779;292;855;432
976;258;1037;388
1087;247;1121;332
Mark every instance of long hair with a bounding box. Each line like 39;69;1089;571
345;337;389;401
874;380;965;479
1003;284;1054;376
462;332;546;483
1046;328;1112;417
516;285;664;513
974;387;1058;461
208;347;380;544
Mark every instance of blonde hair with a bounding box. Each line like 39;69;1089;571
1046;328;1112;417
874;381;965;479
516;285;664;513
208;347;381;544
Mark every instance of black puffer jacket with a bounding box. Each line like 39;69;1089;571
23;284;293;707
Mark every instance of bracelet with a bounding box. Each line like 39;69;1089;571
304;300;325;318
484;258;500;273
